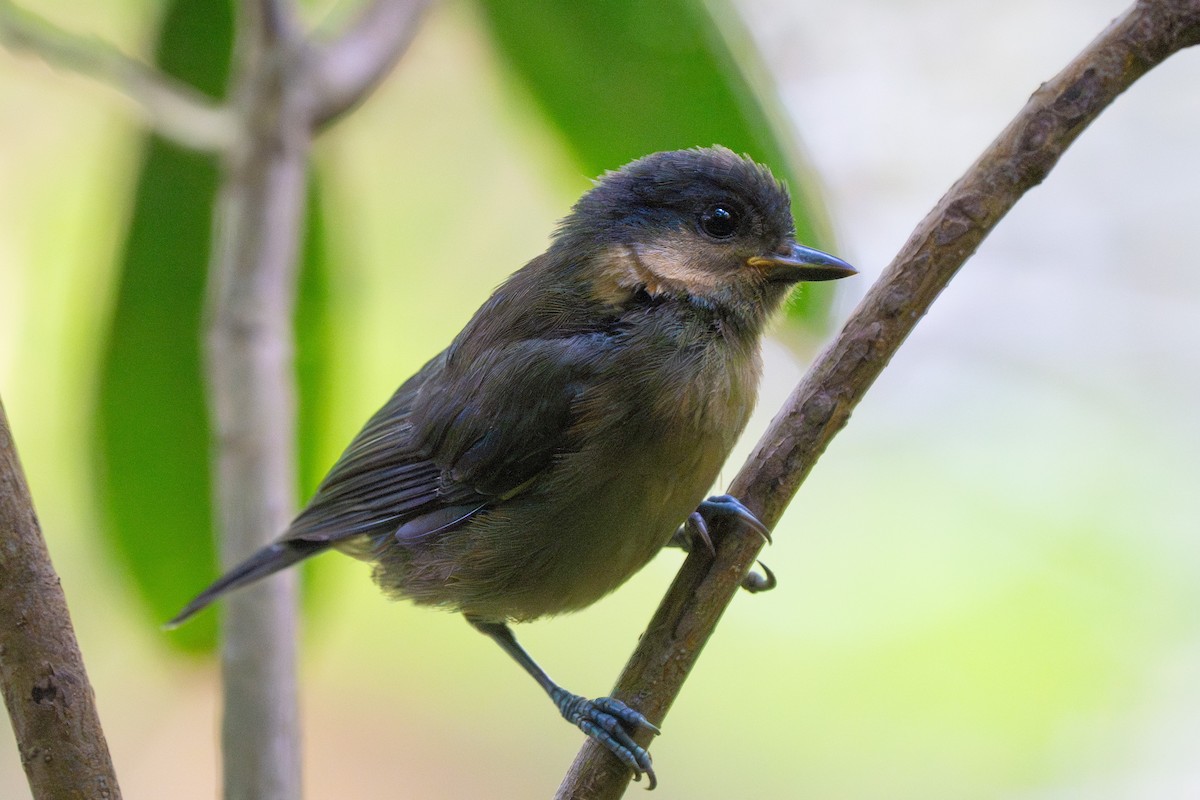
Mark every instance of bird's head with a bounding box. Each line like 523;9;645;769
553;146;855;329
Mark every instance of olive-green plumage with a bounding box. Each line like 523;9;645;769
171;146;855;785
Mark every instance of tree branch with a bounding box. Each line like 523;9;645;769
556;0;1200;796
203;1;430;795
258;0;302;45
0;397;122;800
204;7;311;799
308;0;432;129
0;0;238;152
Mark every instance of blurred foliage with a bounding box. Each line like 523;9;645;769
295;182;333;500
94;0;332;652
474;0;838;327
94;135;220;652
93;0;232;652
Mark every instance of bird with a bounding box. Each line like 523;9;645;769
169;146;856;788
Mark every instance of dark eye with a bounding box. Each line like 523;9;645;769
699;204;739;239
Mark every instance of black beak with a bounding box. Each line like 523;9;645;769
747;243;857;283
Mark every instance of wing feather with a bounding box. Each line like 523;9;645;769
281;327;621;548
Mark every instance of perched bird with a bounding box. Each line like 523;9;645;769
170;146;855;787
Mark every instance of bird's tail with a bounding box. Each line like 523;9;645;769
165;539;329;628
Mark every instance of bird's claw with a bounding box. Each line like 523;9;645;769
684;510;716;555
670;496;779;594
741;560;777;593
553;690;658;789
668;512;715;556
696;494;772;544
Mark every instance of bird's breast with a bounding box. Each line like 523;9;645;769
440;335;761;621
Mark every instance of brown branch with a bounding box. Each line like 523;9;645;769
556;0;1200;796
308;0;432;129
0;397;122;800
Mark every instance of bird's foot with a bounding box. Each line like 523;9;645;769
696;494;771;543
552;689;658;789
676;495;777;593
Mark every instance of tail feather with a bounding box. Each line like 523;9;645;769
166;539;328;628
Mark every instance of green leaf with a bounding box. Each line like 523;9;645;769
474;0;840;329
94;0;232;653
94;0;333;652
95;135;220;653
295;178;332;502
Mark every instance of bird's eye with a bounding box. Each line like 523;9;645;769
699;204;739;239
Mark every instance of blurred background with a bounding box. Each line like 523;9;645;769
3;0;1199;797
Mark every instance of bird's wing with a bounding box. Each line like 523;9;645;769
283;329;616;546
281;358;467;545
412;331;617;495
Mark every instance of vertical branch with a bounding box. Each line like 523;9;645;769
0;397;122;800
204;2;428;797
557;0;1200;796
205;4;308;799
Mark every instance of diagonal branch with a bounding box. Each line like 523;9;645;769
308;0;433;129
556;0;1200;796
0;397;122;800
0;0;238;152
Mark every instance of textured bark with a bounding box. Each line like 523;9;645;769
556;0;1200;796
0;398;122;800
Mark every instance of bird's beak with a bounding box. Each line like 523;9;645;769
747;243;857;283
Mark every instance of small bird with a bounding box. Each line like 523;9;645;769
170;146;855;787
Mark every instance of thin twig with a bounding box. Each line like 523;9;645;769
0;397;122;800
308;0;432;129
0;0;238;152
556;0;1200;796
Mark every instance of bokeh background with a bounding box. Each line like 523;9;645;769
3;0;1200;797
